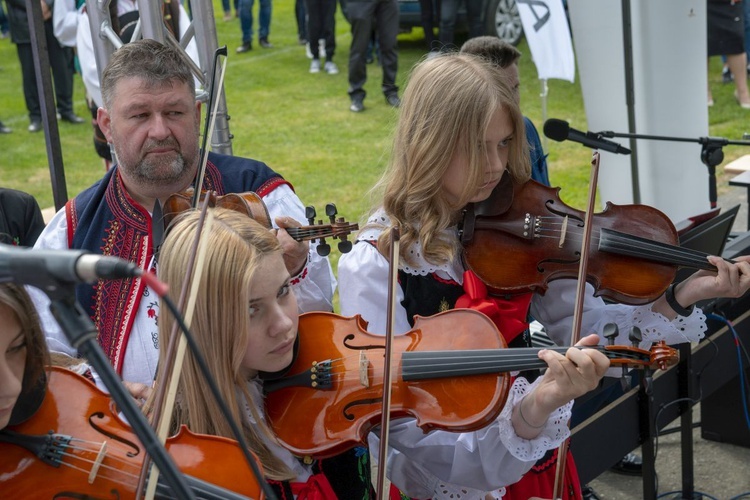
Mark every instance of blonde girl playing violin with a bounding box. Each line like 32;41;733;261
157;208;373;498
337;53;750;499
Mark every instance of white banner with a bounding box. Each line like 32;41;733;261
517;0;575;82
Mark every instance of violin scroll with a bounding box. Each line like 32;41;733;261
602;341;678;370
162;189;359;256
302;204;359;257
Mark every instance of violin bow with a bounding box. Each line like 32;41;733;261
191;47;229;208
551;151;601;499
139;202;215;500
376;226;401;499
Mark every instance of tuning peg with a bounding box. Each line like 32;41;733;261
305;206;317;226
602;323;619;346
338;240;353;253
620;372;631;392
628;326;642;347
316;243;331;257
642;372;654;395
325;203;338;221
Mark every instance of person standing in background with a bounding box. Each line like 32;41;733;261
236;0;273;52
306;0;338;74
0;0;10;38
707;0;750;108
347;0;399;112
222;0;239;21
295;0;307;44
438;0;482;50
5;0;84;132
419;0;439;51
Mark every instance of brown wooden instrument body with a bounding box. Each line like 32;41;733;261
264;311;677;460
161;189;358;251
264;310;510;459
0;367;262;499
461;177;680;305
163;189;271;229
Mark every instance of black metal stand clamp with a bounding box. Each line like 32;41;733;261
598;131;750;209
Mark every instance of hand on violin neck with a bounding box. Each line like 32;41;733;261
652;255;750;320
274;216;310;276
516;334;608;437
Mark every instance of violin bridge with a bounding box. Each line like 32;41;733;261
88;441;108;484
559;215;568;248
359;351;370;387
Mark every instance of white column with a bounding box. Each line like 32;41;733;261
567;0;709;221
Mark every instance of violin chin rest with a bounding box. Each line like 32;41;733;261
9;373;47;426
259;336;300;381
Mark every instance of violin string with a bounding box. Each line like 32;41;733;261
318;347;645;383
60;438;245;498
63;441;143;474
55;448;143;489
528;218;713;269
533;217;709;264
399;347;644;370
287;227;354;238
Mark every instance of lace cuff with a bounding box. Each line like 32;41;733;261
634;303;707;346
497;377;572;462
430;482;506;499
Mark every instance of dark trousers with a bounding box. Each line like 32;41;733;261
305;0;337;59
295;0;307;39
419;0;439;48
438;0;483;48
347;0;398;101
16;22;76;122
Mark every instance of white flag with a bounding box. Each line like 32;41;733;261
517;0;575;82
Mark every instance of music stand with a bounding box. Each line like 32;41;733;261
668;203;738;499
675;204;740;284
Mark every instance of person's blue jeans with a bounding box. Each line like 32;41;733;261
239;0;272;42
222;0;239;12
438;0;483;48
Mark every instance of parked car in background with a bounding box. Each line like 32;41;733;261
398;0;523;46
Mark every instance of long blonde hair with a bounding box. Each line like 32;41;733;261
157;208;293;480
372;53;531;266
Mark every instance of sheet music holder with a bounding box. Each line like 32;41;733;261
674;204;740;284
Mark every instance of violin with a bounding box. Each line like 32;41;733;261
262;309;677;459
162;189;358;256
461;173;728;305
0;367;262;499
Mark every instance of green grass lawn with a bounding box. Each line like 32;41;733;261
1;2;748;241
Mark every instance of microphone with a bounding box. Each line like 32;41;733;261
0;243;142;291
543;119;631;155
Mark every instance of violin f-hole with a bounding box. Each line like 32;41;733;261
342;334;387;351
89;412;141;458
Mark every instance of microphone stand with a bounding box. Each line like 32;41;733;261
597;130;750;209
44;284;195;500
